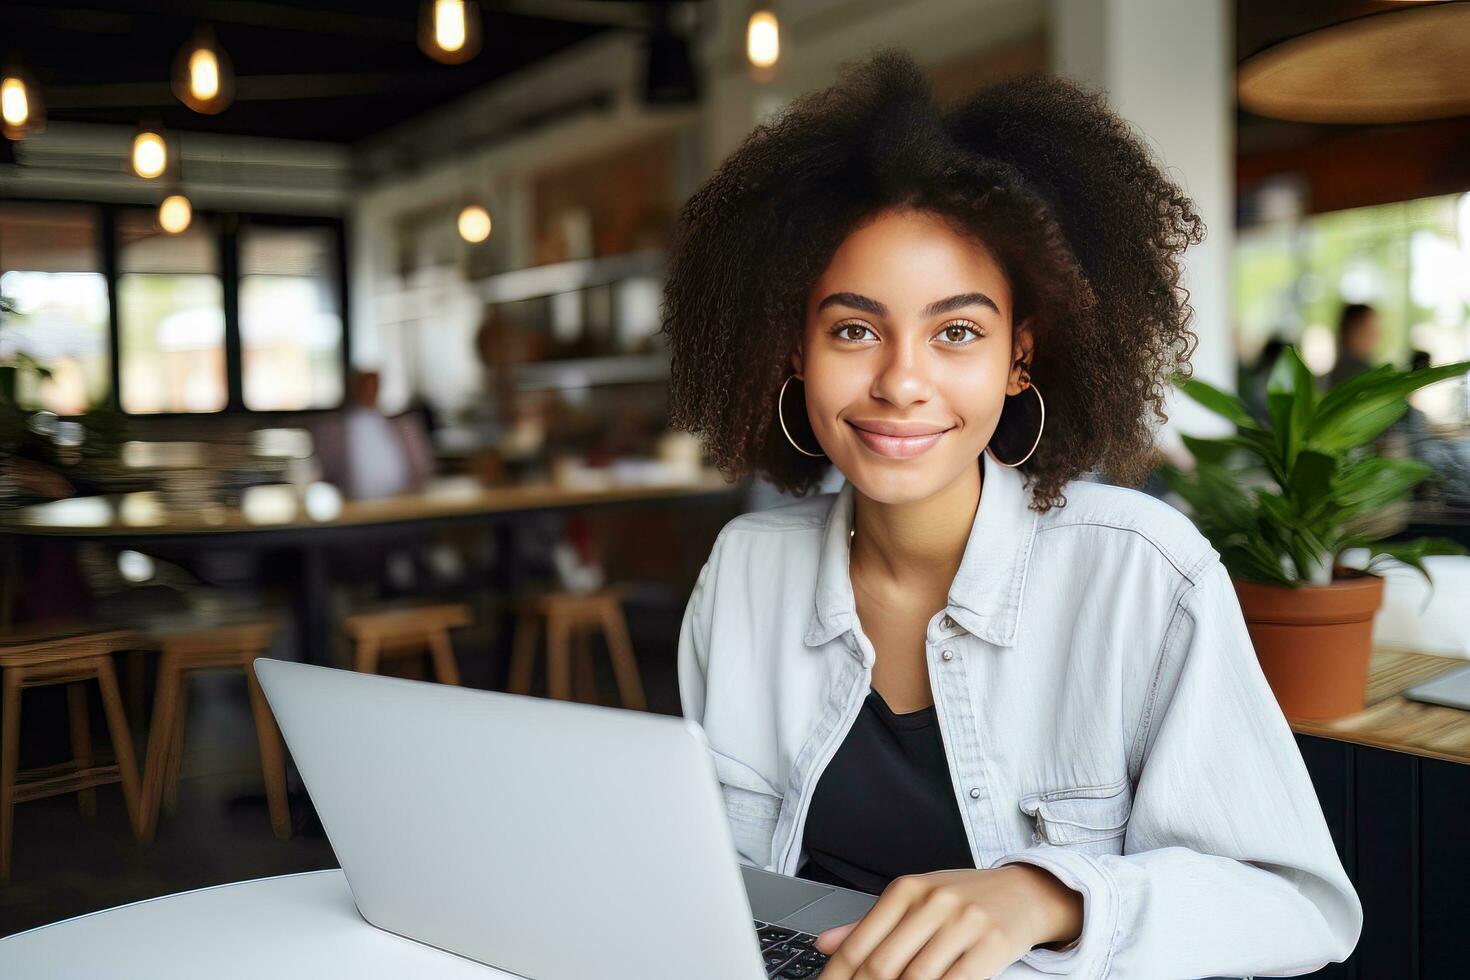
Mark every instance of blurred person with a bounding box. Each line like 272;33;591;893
1391;349;1470;507
311;369;434;501
1326;302;1380;389
661;51;1359;978
1240;333;1287;425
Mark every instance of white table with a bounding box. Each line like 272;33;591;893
1;869;1062;979
0;870;515;979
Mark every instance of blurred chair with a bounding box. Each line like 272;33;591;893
508;588;646;710
138;620;289;842
0;629;144;879
343;603;471;685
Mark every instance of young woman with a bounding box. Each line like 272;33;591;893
662;50;1361;979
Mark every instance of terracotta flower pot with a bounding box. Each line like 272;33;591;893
1232;574;1385;721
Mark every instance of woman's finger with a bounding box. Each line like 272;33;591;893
902;905;994;979
813;876;926;979
940;927;1012;980
845;894;957;980
814;920;857;952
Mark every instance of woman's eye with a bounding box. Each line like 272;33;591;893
834;322;875;342
939;322;982;344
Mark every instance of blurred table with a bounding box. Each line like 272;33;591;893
0;869;513;978
1288;647;1470;765
2;471;735;537
0;471;742;665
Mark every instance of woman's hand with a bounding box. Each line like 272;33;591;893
813;865;1082;979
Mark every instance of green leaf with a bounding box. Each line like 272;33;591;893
1310;359;1470;449
1360;537;1468;594
1175;376;1261;430
1180;433;1237;466
1220;543;1294;587
1332;456;1434;513
1290;450;1336;513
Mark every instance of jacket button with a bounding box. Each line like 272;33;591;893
940;649;954;662
968;787;981;799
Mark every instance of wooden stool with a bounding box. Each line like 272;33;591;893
138;622;290;843
0;631;144;879
508;589;647;710
343;603;471;685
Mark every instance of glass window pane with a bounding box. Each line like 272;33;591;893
239;224;344;411
117;210;226;414
0;203;110;414
1234;192;1470;423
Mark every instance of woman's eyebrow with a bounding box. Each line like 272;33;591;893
816;291;1000;317
817;292;888;316
924;292;1000;317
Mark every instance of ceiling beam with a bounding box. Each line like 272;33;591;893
44;71;468;110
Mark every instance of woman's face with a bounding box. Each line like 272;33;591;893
794;207;1032;505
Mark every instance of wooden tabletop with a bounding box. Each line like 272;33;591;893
1289;648;1470;766
0;469;739;538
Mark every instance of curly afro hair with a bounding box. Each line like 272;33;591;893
660;48;1204;513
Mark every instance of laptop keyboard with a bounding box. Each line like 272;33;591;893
753;920;830;978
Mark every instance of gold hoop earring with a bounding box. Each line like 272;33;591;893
985;365;1045;468
778;374;826;458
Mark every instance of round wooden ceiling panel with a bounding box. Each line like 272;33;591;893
1238;2;1470;123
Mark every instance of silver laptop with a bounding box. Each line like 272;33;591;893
253;659;876;980
1404;662;1470;711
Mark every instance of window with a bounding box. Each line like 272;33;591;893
1;202;346;416
0;203;110;415
1235;191;1470;423
238;223;344;410
117;210;226;414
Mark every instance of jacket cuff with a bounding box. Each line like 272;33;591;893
987;844;1118;977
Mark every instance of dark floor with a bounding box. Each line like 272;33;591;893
0;604;685;937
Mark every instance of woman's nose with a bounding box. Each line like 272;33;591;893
870;340;933;407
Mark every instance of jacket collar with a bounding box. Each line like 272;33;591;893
804;451;1040;650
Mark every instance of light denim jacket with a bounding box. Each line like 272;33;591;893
677;452;1362;978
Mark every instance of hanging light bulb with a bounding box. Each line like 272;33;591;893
132;129;168;179
437;0;466;52
747;9;780;69
1;77;29;132
457;204;492;244
419;0;482;65
159;194;193;234
172;26;235;114
1;65;45;140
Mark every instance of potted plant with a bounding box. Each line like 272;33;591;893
1159;345;1470;720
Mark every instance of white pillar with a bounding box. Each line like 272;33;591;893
1049;0;1236;448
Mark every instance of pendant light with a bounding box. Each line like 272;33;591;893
172;25;235;115
419;0;482;66
457;204;492;244
132;125;168;180
456;155;492;244
746;7;780;69
1;61;45;140
643;2;699;105
159;194;193;235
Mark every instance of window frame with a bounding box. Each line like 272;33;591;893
2;197;350;419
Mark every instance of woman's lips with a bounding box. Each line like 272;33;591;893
846;420;953;459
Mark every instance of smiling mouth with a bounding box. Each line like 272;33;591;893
846;421;954;459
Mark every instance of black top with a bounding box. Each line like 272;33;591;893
797;687;975;895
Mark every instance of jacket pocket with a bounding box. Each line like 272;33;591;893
712;751;783;871
1017;775;1132;857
